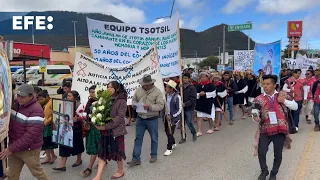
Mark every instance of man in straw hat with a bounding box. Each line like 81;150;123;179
128;74;164;166
161;80;182;156
195;71;216;136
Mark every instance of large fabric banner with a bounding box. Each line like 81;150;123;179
87;13;181;78
234;50;254;71
0;50;12;142
252;41;281;78
72;43;164;105
284;54;320;77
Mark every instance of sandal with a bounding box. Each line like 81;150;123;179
72;160;82;167
214;127;220;131
49;156;57;164
111;173;124;179
206;129;214;134
41;160;50;164
81;168;92;177
242;116;246;119
196;132;202;137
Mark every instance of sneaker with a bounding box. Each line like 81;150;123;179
164;150;172;156
149;157;157;163
314;125;319;132
127;160;141;167
258;170;269;180
192;134;197;142
172;144;177;149
296;127;299;132
179;139;186;144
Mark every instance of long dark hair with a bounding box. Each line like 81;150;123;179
70;90;81;102
108;81;127;96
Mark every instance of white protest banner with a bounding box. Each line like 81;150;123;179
87;12;181;78
234;50;254;71
285;55;320;77
72;43;164;105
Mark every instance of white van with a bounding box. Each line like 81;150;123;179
27;65;72;86
12;68;30;84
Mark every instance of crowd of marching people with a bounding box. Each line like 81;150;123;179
0;66;319;180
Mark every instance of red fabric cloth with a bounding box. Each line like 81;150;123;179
253;91;289;136
200;80;210;86
314;85;320;104
305;76;316;100
285;77;305;101
213;81;223;87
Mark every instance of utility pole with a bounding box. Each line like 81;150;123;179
72;21;77;57
218;47;221;64
31;24;35;44
222;25;226;64
169;0;175;18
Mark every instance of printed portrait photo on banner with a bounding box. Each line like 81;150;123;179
52;98;75;148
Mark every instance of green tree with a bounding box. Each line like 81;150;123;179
187;64;191;68
198;56;220;69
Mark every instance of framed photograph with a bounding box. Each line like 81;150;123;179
52;98;75;148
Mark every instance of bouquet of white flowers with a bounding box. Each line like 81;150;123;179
89;86;113;126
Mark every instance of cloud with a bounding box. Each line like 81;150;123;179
221;0;255;14
256;0;320;14
176;0;206;11
256;21;280;30
302;12;320;39
153;17;184;27
184;16;202;29
0;0;146;23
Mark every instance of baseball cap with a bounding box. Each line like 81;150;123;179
17;84;35;97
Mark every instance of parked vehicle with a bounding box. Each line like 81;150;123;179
12;68;30;84
27;65;72;86
10;66;23;74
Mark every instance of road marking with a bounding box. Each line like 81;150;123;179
293;130;317;180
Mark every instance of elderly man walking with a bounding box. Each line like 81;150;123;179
127;74;164;166
0;84;49;180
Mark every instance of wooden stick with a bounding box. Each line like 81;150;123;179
1;141;6;175
177;10;185;139
217;98;229;122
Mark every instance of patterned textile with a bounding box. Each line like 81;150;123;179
98;130;126;162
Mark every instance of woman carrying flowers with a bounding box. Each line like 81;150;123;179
91;81;127;180
80;85;101;177
53;91;85;171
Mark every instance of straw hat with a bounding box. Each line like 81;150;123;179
164;80;178;91
199;71;211;78
212;72;221;79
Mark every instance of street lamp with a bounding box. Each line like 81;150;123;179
247;21;252;50
72;21;77;57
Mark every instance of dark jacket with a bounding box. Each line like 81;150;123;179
183;83;197;111
222;79;238;97
161;92;182;125
9;98;44;153
104;92;128;137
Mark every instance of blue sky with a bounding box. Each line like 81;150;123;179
1;0;320;49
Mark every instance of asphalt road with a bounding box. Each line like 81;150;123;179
13;86;320;180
